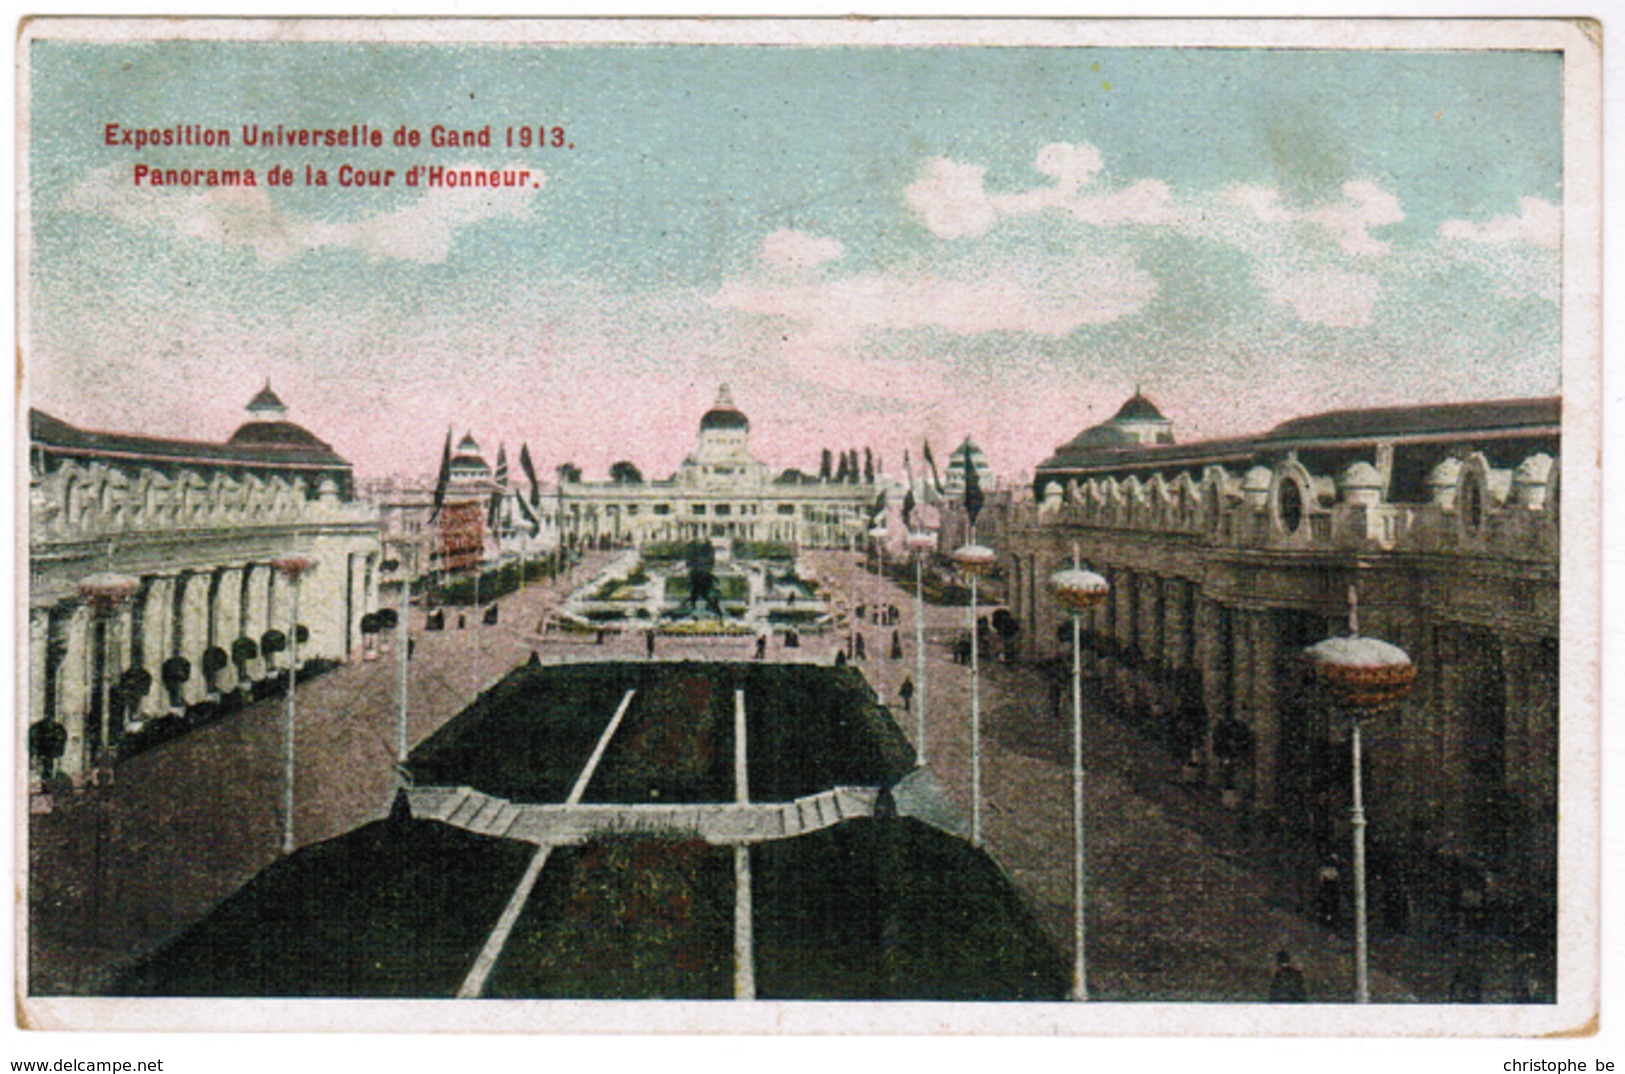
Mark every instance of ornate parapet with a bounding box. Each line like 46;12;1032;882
1029;447;1558;563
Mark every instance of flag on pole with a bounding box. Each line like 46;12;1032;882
962;440;985;529
869;486;887;527
902;448;917;530
519;443;541;508
514;489;542;537
488;444;509;528
922;440;945;502
428;428;452;522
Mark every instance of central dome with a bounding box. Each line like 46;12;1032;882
699;383;749;432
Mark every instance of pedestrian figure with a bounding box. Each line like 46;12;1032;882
595;628;605;645
899;677;914;713
645;630;656;659
755;634;767;660
407;638;416;660
1318;854;1343;929
854;633;867;661
484;604;500;625
1270;950;1307;1002
835;649;848;667
457;614;466;630
785;629;800;649
890;630;903;660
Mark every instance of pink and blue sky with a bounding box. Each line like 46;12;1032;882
26;41;1561;482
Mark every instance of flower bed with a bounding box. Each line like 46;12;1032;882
657;619;753;636
485;835;732;999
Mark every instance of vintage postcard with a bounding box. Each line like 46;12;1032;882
13;16;1604;1042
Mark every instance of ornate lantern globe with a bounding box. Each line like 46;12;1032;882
1050;566;1109;614
270;555;314;580
1303;634;1416;713
78;572;139;608
905;530;937;554
951;543;996;576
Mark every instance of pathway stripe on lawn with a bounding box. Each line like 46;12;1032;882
456;842;554;999
568;688;638;805
733;689;755;999
457;688;637;998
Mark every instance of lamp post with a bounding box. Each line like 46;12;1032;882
1050;549;1109;1002
952;542;996;846
76;571;137;946
1303;586;1415;1004
868;524;888;691
382;550;411;769
271;555;314;855
77;573;139;771
905;529;937;766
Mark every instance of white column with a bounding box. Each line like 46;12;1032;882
59;606;94;777
212;567;244;693
243;565;271;680
29;608;49;731
177;572;211;705
139;575;174;717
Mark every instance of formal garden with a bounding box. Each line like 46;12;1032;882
552;539;831;637
112;659;1064;1000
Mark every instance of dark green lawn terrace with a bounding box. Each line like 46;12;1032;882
110;816;533;997
407;662;645;802
408;661;915;805
752;818;1069;1001
484;836;734;1000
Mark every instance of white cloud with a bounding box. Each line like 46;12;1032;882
905;158;998;239
1224;180;1404;257
1258;267;1382;328
908;143;1179;239
1438;196;1560;249
57;162;545;264
1033;142;1104;191
760;229;844;270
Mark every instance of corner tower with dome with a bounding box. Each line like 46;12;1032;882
26;382;382;779
552;384;875;548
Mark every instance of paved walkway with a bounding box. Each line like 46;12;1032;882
804;551;1535;1003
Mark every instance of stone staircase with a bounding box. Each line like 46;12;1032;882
407;783;879;847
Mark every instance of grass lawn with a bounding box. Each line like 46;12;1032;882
110;816;534;997
485;835;733;999
407;662;645;802
752;817;1069;1001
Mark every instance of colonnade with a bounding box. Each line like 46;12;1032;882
30;551;379;778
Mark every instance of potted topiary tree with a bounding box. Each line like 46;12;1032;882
115;666;154;736
160;656;192;713
201;645;230;700
231;636;259;694
359;611;380;660
373;608;399;654
261;628;287;692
